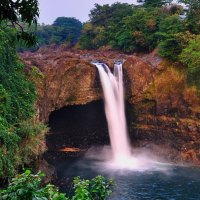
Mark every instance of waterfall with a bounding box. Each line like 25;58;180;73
93;62;131;163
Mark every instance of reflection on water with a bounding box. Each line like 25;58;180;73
58;147;85;152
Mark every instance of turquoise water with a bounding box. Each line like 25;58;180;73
46;100;200;199
109;167;200;200
46;151;200;200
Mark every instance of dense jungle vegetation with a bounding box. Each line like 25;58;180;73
17;17;83;51
78;0;200;86
0;26;47;178
0;1;112;199
0;0;200;199
21;0;200;86
0;0;48;179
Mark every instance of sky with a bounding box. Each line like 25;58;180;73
38;0;138;25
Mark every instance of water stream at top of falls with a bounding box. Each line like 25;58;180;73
93;62;131;164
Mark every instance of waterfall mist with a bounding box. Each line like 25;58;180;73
95;63;131;162
91;62;172;171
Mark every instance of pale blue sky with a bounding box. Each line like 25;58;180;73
38;0;138;24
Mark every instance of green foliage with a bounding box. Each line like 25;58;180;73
158;30;196;60
0;118;20;177
179;35;200;86
79;2;189;54
28;66;45;85
0;27;47;177
157;14;185;60
143;0;173;8
0;28;36;124
179;0;200;33
18;17;83;51
89;4;111;26
0;0;39;47
0;170;113;200
90;176;113;199
79;1;199;88
0;85;10;119
158;37;181;60
113;8;160;52
0;170;67;200
0;0;39;25
52;17;82;45
17;119;48;164
72;176;113;200
89;3;134;26
79;3;135;50
79;23;107;49
158;14;185;34
72;177;91;200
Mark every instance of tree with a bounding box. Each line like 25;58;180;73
79;23;96;49
89;3;134;26
18;17;83;51
179;0;200;33
0;0;39;46
52;17;82;45
112;8;160;52
179;35;200;86
89;4;111;26
79;3;135;50
157;14;185;60
143;0;173;7
0;170;113;200
0;27;46;177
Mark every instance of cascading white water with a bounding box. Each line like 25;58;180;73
94;62;131;163
86;62;171;171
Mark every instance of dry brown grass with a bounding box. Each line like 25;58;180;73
146;62;200;115
152;67;186;98
183;86;200;112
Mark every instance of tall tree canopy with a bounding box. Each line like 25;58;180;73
0;0;39;46
139;0;173;7
52;17;82;44
79;3;134;49
89;3;134;26
17;17;83;51
179;35;200;86
179;0;200;33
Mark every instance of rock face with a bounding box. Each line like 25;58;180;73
123;55;154;103
124;54;200;164
113;52;199;164
21;47;200;165
21;47;128;122
133;115;200;164
37;60;100;122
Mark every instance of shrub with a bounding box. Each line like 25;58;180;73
0;170;113;200
157;14;185;60
0;170;67;200
0;27;47;177
72;176;113;200
179;35;200;86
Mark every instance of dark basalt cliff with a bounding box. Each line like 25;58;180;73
21;47;200;165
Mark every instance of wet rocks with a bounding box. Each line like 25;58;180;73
21;48;128;122
21;47;200;165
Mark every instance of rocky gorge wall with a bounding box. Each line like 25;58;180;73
21;47;200;165
124;53;200;164
21;47;128;122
